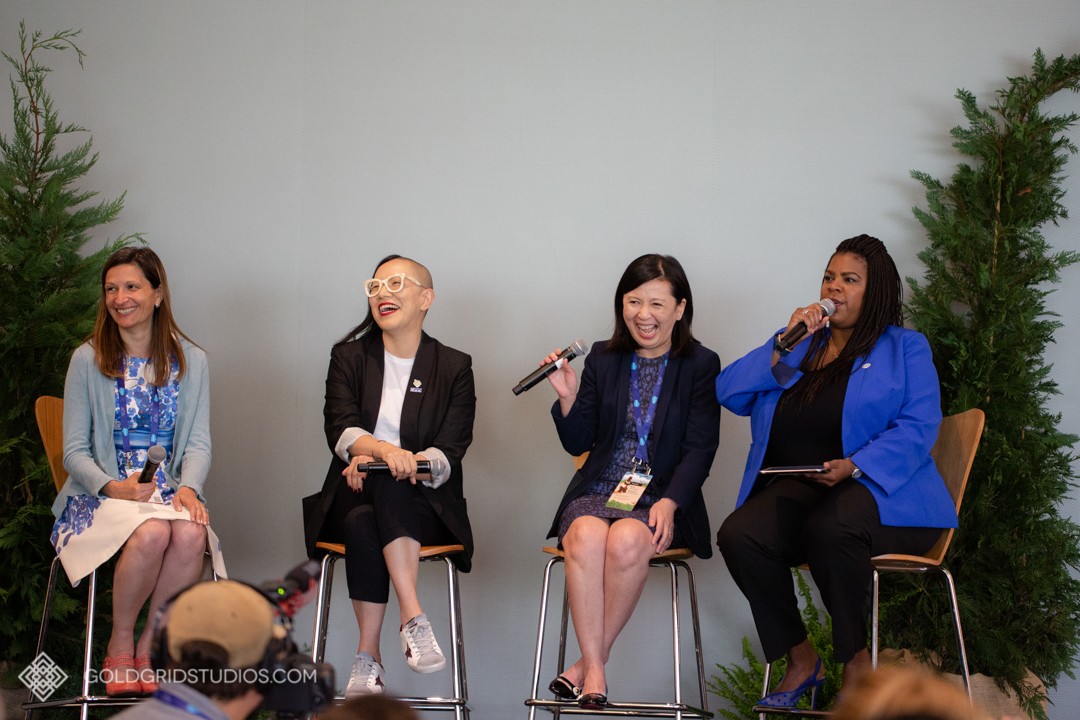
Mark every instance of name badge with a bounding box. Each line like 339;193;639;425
606;470;653;511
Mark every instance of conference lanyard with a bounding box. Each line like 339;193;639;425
629;352;669;472
152;689;222;720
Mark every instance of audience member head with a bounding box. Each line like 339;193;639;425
319;695;421;720
157;580;286;701
831;665;988;720
608;253;696;358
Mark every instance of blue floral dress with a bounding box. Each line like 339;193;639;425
50;356;226;584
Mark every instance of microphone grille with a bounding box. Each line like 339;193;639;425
571;338;589;356
818;299;837;317
429;457;444;476
147;444;167;464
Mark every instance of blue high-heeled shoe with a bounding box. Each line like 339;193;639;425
758;658;825;709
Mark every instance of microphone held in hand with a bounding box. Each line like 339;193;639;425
138;444;167;483
353;458;444;475
512;338;590;395
776;299;836;351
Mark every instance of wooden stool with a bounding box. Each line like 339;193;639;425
310;541;469;720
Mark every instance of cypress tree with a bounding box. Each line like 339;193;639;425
887;50;1080;719
0;22;135;671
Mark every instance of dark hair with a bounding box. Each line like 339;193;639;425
606;254;696;358
320;695;421;720
336;254;432;344
92;246;197;384
787;234;904;405
173;640;261;700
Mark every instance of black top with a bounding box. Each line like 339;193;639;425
760;366;851;471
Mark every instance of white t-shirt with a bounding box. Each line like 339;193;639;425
334;349;451;488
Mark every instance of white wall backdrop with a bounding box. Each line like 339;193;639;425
3;2;1078;717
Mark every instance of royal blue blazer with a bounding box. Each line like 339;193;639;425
715;325;957;529
548;340;722;558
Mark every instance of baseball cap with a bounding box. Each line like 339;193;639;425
165;580;285;668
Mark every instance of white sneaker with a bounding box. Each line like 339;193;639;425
345;652;386;697
400;613;446;673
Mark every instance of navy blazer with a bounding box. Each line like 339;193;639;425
303;331;476;571
547;340;721;558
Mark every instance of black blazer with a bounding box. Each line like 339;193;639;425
303;331;476;571
547;340;721;558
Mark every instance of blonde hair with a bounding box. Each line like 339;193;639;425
831;666;987;720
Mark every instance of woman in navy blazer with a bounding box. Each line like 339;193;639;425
716;235;955;708
303;255;475;698
539;254;720;710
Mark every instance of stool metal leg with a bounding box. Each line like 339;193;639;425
310;552;339;665
872;564;973;704
941;568;972;703
667;561;683;720
443;555;469;720
555;562;570;720
79;569;97;720
25;557;62;720
527;556;562;720
759;661;772;720
872;567;880;671
677;560;709;715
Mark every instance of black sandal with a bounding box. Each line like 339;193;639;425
549;675;581;700
579;691;608;710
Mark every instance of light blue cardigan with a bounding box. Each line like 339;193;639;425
715;325;957;529
52;339;211;517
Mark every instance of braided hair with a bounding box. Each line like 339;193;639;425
783;234;903;406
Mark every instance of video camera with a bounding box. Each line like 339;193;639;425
258;559;335;718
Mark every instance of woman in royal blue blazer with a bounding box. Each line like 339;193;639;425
715;235;956;708
538;254;721;710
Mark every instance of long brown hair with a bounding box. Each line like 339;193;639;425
92;247;196;384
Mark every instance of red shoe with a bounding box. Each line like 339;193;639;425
103;654;141;697
135;654;158;695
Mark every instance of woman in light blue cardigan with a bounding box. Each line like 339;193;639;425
716;235;955;708
51;247;214;697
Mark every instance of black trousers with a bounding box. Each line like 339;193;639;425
322;474;453;604
717;477;942;664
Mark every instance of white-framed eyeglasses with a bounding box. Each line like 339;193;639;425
364;273;426;297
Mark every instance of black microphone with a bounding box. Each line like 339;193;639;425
353;458;443;475
138;444;167;483
513;338;589;395
776;299;837;351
